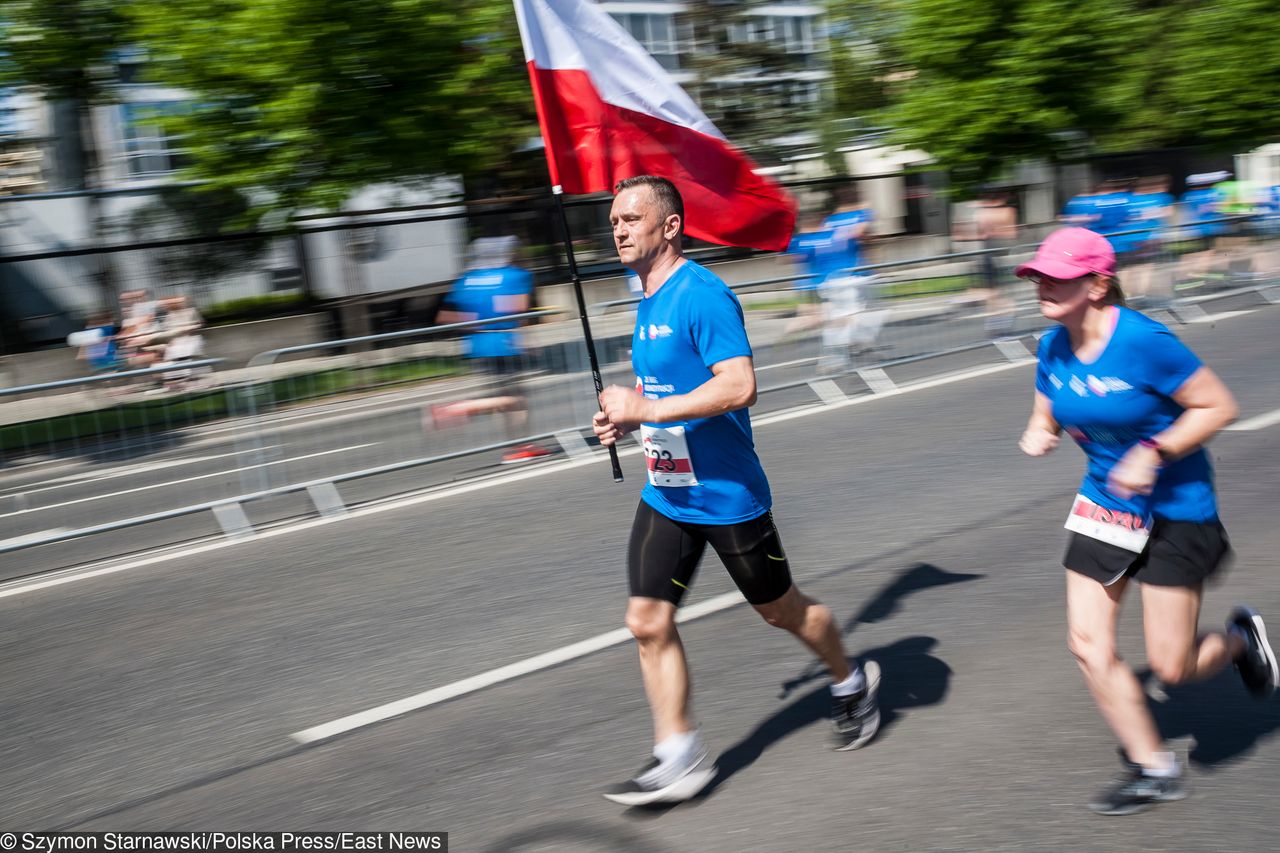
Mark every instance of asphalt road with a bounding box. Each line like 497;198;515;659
0;306;1277;848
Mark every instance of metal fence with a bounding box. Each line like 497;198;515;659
6;170;1276;355
1;215;1277;571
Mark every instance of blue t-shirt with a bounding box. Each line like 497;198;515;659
1089;191;1136;252
1062;195;1100;228
822;208;872;273
632;261;771;524
1064;194;1140;252
447;267;533;358
1093;192;1131;232
1180;187;1224;238
86;324;118;371
1134;192;1175;217
1123;191;1174;246
787;229;845;290
1035;307;1217;522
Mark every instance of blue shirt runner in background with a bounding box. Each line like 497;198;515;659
447;266;534;359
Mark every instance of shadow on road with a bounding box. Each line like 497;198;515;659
779;561;983;700
1146;668;1280;768
627;633;952;818
627;562;978;815
482;819;675;852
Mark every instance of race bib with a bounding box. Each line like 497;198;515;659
1063;493;1151;553
640;424;699;487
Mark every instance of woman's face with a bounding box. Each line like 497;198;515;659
1032;273;1103;321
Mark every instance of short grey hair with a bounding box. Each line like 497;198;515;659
615;175;684;235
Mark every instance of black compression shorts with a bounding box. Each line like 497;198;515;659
1064;517;1232;588
627;500;794;606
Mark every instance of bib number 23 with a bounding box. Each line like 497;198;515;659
641;424;699;487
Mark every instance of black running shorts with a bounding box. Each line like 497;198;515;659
627;500;794;606
1064;517;1232;588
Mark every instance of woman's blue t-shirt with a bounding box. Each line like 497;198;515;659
1035;307;1217;522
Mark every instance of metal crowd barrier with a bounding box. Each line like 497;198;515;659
2;215;1277;560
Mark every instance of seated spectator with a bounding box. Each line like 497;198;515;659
156;295;206;363
69;312;122;373
116;289;161;369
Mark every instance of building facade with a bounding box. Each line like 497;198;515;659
600;2;831;157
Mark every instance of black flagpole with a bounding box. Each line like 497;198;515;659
552;185;625;482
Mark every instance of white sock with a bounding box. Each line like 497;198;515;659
654;730;700;765
1143;751;1180;778
830;666;866;697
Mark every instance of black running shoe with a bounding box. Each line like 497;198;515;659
602;749;716;806
832;660;881;751
1229;606;1279;698
1088;765;1187;816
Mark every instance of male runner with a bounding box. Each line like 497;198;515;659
592;176;881;806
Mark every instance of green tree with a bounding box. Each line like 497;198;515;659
128;0;535;222
878;0;1280;191
0;0;133;306
0;0;130;184
825;0;903;121
883;0;1133;190
1105;0;1280;152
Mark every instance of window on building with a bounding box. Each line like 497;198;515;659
120;101;188;178
612;12;683;71
113;46;150;86
750;16;776;42
781;16;815;53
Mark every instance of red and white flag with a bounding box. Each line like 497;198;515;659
513;0;797;251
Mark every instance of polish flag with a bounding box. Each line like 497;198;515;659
513;0;797;251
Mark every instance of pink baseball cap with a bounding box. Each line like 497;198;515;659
1015;227;1115;280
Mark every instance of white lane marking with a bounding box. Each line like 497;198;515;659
757;355;818;372
753;359;1035;428
0;455;602;601
1187;309;1255;323
0;528;69;549
0;358;1038;604
0;444;374;518
0;382;462;481
1227;407;1280;432
0;448;278;497
290;590;744;744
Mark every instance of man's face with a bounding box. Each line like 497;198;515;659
610;186;675;268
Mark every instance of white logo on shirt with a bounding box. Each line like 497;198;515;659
647;324;673;339
1078;374;1136;396
1069;376;1087;396
1050;374;1064;390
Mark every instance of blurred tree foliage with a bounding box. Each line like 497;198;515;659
128;0;535;223
0;0;129;102
825;0;902;120
845;0;1280;190
0;0;133;305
